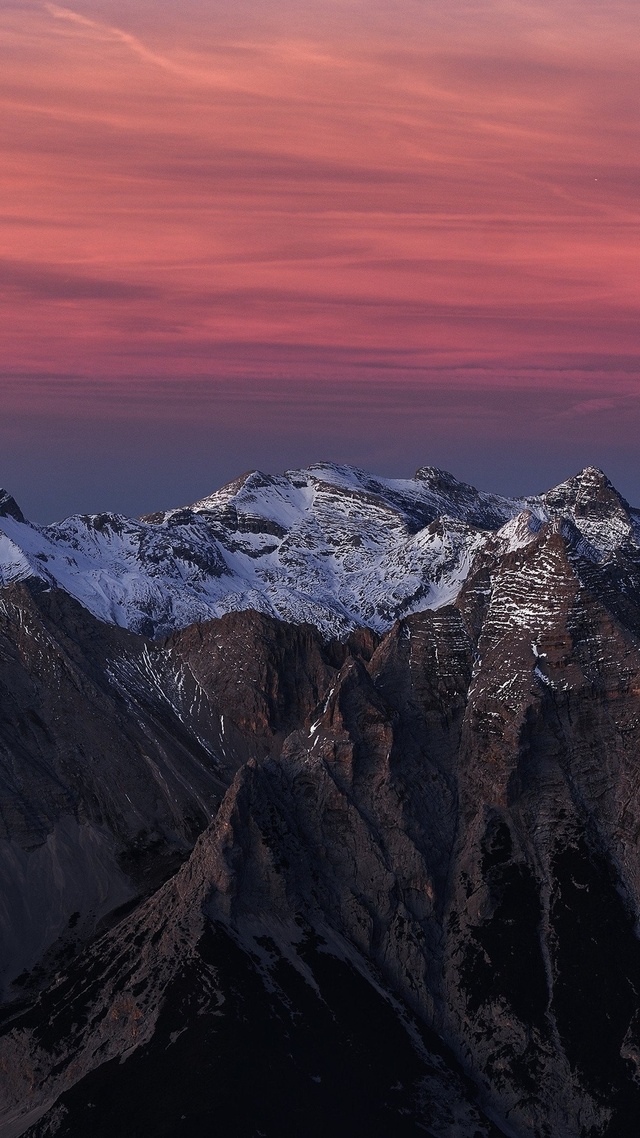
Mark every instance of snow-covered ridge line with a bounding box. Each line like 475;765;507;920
0;463;635;638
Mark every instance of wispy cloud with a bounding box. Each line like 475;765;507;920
43;3;216;84
0;0;634;419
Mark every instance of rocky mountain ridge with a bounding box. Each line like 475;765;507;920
1;464;640;1135
0;463;637;639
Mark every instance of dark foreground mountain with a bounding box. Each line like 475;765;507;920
1;465;640;1135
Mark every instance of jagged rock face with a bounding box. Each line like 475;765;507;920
2;467;640;1136
184;528;640;1136
1;461;638;639
0;587;357;998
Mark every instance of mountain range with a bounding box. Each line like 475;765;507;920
1;463;640;1136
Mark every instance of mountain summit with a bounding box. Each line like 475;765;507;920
2;464;640;1137
0;463;637;638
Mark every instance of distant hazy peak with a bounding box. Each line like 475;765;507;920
0;489;25;524
413;466;478;494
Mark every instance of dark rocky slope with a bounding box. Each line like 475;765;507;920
2;468;637;1128
0;582;366;999
2;499;640;1135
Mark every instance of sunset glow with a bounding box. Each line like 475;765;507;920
1;1;639;517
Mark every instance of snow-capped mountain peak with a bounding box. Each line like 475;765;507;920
0;463;636;638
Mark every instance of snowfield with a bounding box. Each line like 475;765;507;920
0;463;635;638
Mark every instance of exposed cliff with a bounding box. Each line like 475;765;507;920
2;467;640;1135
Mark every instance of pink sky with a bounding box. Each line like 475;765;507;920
0;1;639;516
